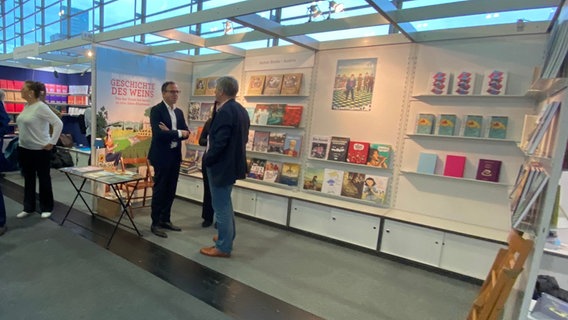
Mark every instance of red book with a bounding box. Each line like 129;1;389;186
476;159;502;182
282;105;303;127
0;80;6;88
443;155;466;178
347;141;370;164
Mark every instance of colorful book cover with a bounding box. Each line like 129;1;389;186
267;132;286;154
367;143;391;169
417;152;438;174
303;167;325;191
280;73;303;95
279;163;301;186
476;159;502;182
247;75;265;95
245;106;256;122
361;174;389;205
426;71;449;95
282;105;303;127
247;158;267;180
443;155;466;178
252;104;270;125
346;141;370;164
263;74;284;95
246;129;255;151
252;131;270;152
340;171;366;199
309;135;331;159
199;102;214;120
188;102;201;120
416;113;436;134
321;168;344;195
327;136;350;162
187;125;199;145
452;71;475;95
193;78;206;96
283;134;302;157
205;77;218;96
266;104;286;126
463;115;483;137
481;70;507;96
437;114;457;136
488;116;508;139
263;161;282;183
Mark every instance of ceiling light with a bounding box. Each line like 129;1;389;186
86;49;93;57
327;1;344;20
307;4;322;22
223;21;233;35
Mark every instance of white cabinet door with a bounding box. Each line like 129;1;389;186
176;175;203;202
329;208;380;250
255;192;288;225
232;187;256;217
381;220;444;267
289;199;330;236
439;233;503;280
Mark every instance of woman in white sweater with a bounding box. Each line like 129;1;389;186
16;81;63;219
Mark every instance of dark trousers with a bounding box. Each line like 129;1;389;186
151;159;181;226
18;147;54;213
201;159;214;222
0;185;6;227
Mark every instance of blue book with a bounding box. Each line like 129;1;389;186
416;114;436;134
437;114;457;136
417;153;437;174
463;115;483;137
488;116;508;139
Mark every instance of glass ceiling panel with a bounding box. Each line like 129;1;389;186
306;25;391;42
201;0;247;10
231;39;271;51
402;0;465;9
280;0;376;25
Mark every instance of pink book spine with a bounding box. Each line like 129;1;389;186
443;155;466;178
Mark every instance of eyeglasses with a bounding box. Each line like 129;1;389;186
165;90;181;94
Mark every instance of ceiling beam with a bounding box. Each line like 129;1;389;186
154;29;245;56
410;21;550;42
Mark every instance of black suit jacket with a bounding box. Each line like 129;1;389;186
147;101;189;167
203;99;249;187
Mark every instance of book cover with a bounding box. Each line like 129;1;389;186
426;71;449;95
475;159;502;182
199;102;214;121
303;166;325;191
252;104;270;125
481;70;508;96
252;131;270;153
280;73;303;95
282;105;303;127
283;134;302;157
247;158;267;180
437;114;457;136
245;106;256;122
184;148;198;161
361;174;389;205
187;125;199;145
194;78;207;96
266;104;286;126
525;101;561;155
463;115;483;137
416;113;436;134
488;116;508;139
263;161;282;183
327;136;350;162
247;75;265;95
452;71;475;95
309;135;331;159
346;141;370;164
245;129;255;151
321;168;344;195
267;132;286;154
443;155;466;178
367;143;391;168
263;74;284;95
340;171;366;199
279;163;301;186
205;77;218;96
417;153;438;174
188;102;201;121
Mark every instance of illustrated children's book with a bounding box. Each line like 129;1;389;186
267;132;286;154
416;113;436;134
321;168;344;195
245;129;255;151
279;163;301;186
309;135;331;159
340;171;365;199
247;158;267;180
437;114;457;136
280;73;303;95
481;70;508;96
205;77;218;96
327;136;350;162
367;143;391;168
252;104;270;125
361;174;389;205
283;134;302;157
488;116;508;139
282;105;303;127
427;71;449;95
247;75;265;95
194;78;207;96
199;102;214;121
346;141;370;164
252;131;270;152
303;166;325;191
263;161;282;183
263;74;284;95
266;104;286;126
188;102;201;121
463;115;483;137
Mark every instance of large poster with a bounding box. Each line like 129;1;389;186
331;58;377;111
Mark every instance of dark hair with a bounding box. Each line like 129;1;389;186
161;81;176;93
216;76;239;97
24;80;44;99
365;177;376;185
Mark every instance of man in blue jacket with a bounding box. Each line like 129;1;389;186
0;89;11;236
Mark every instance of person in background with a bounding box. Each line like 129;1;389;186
16;81;63;219
0;90;10;235
198;102;216;228
147;81;190;238
84;106;92;147
200;76;249;258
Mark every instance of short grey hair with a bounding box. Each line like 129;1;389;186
0;89;5;101
216;76;239;97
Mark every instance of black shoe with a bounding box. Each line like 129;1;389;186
201;220;213;228
151;226;167;238
159;222;181;231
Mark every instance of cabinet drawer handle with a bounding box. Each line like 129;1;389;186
385;229;390;233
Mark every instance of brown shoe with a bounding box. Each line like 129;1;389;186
200;246;230;258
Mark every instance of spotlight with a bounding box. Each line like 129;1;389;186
223;21;233;35
327;1;344;19
307;4;322;22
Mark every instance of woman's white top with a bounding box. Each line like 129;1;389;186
16;101;63;150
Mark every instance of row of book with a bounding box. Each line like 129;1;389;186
303;167;389;205
247;158;301;187
247;130;303;157
247;73;303;96
426;70;508;96
193;77;218;96
309;135;393;169
417;152;502;182
416;113;509;139
509;160;549;229
246;104;303;127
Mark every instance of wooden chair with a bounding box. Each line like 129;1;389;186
119;157;154;216
467;229;533;320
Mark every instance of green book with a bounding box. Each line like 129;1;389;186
488;116;508;139
437;114;457;136
463;115;483;137
416;113;436;134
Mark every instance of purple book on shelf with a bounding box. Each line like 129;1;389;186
475;159;502;182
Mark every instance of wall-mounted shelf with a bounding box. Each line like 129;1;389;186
406;133;520;144
412;94;533;101
307;157;393;171
400;170;510;186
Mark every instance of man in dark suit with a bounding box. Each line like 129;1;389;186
200;76;249;258
147;81;190;238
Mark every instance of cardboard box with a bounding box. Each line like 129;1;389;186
96;197;121;219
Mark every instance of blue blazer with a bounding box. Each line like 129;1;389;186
147;101;189;167
203;99;250;187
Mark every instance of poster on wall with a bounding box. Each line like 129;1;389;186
331;58;377;111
